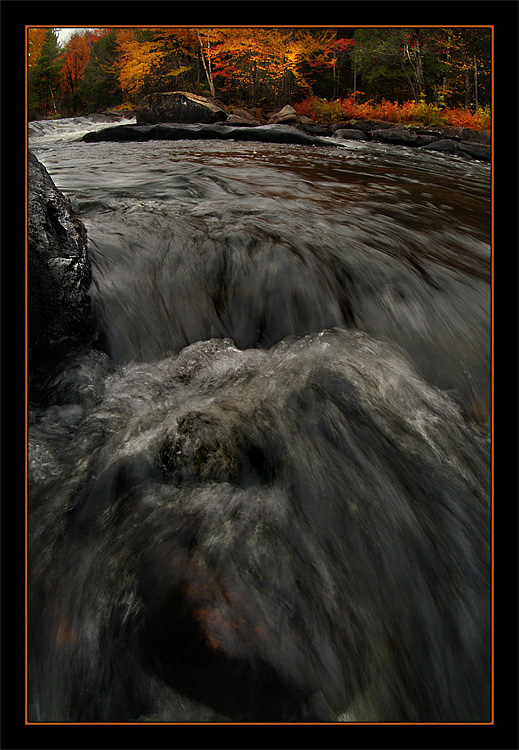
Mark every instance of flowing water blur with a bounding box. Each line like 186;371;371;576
28;117;492;722
30;116;491;423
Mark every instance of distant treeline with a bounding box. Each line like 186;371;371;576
28;27;491;120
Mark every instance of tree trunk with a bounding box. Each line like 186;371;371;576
195;55;201;94
332;39;337;99
196;29;216;98
49;85;57;114
416;51;424;99
464;67;471;109
474;54;478;110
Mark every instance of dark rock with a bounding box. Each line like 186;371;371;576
435;126;463;140
418;138;491;161
407;126;445;138
221;124;336;147
420;138;460;154
100;110;135;119
137;91;227;124
459;129;491;145
457;140;491;160
28;151;93;369
82;117;490;160
332;128;369;141
369;129;438;147
83;123;339;148
345;119;397;132
83;123;154;142
434;126;490;144
153;123;227;141
296;123;334;137
330;121;354;132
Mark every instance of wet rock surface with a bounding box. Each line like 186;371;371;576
137;91;228;125
28;151;94;370
83;122;338;148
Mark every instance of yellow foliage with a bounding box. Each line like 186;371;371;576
28;28;48;67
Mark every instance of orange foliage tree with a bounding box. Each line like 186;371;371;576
28;28;48;67
116;28;198;101
27;26;490;123
113;27;354;108
60;34;92;107
196;28;354;106
60;30;111;114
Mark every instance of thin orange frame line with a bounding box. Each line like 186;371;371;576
24;23;495;727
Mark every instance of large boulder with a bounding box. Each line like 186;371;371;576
137;91;228;124
28;151;93;371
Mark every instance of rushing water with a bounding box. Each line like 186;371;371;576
28;116;492;723
30;116;491;422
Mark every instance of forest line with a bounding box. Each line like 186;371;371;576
27;27;492;130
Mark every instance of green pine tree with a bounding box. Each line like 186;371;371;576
80;30;122;112
28;29;63;117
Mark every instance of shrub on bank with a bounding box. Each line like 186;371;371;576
294;95;491;131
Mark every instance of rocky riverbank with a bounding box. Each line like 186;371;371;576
301;117;491;161
81;93;492;162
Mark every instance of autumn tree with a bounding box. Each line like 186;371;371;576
80;30;122;112
116;28;198;102
28;28;63;116
194;27;353;108
26;26;491;120
60;32;96;114
443;28;491;109
299;31;355;100
196;28;217;97
28;28;47;68
28;28;48;117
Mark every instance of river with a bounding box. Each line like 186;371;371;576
29;115;491;422
27;116;492;723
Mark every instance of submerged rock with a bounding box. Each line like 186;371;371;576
28;329;491;722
